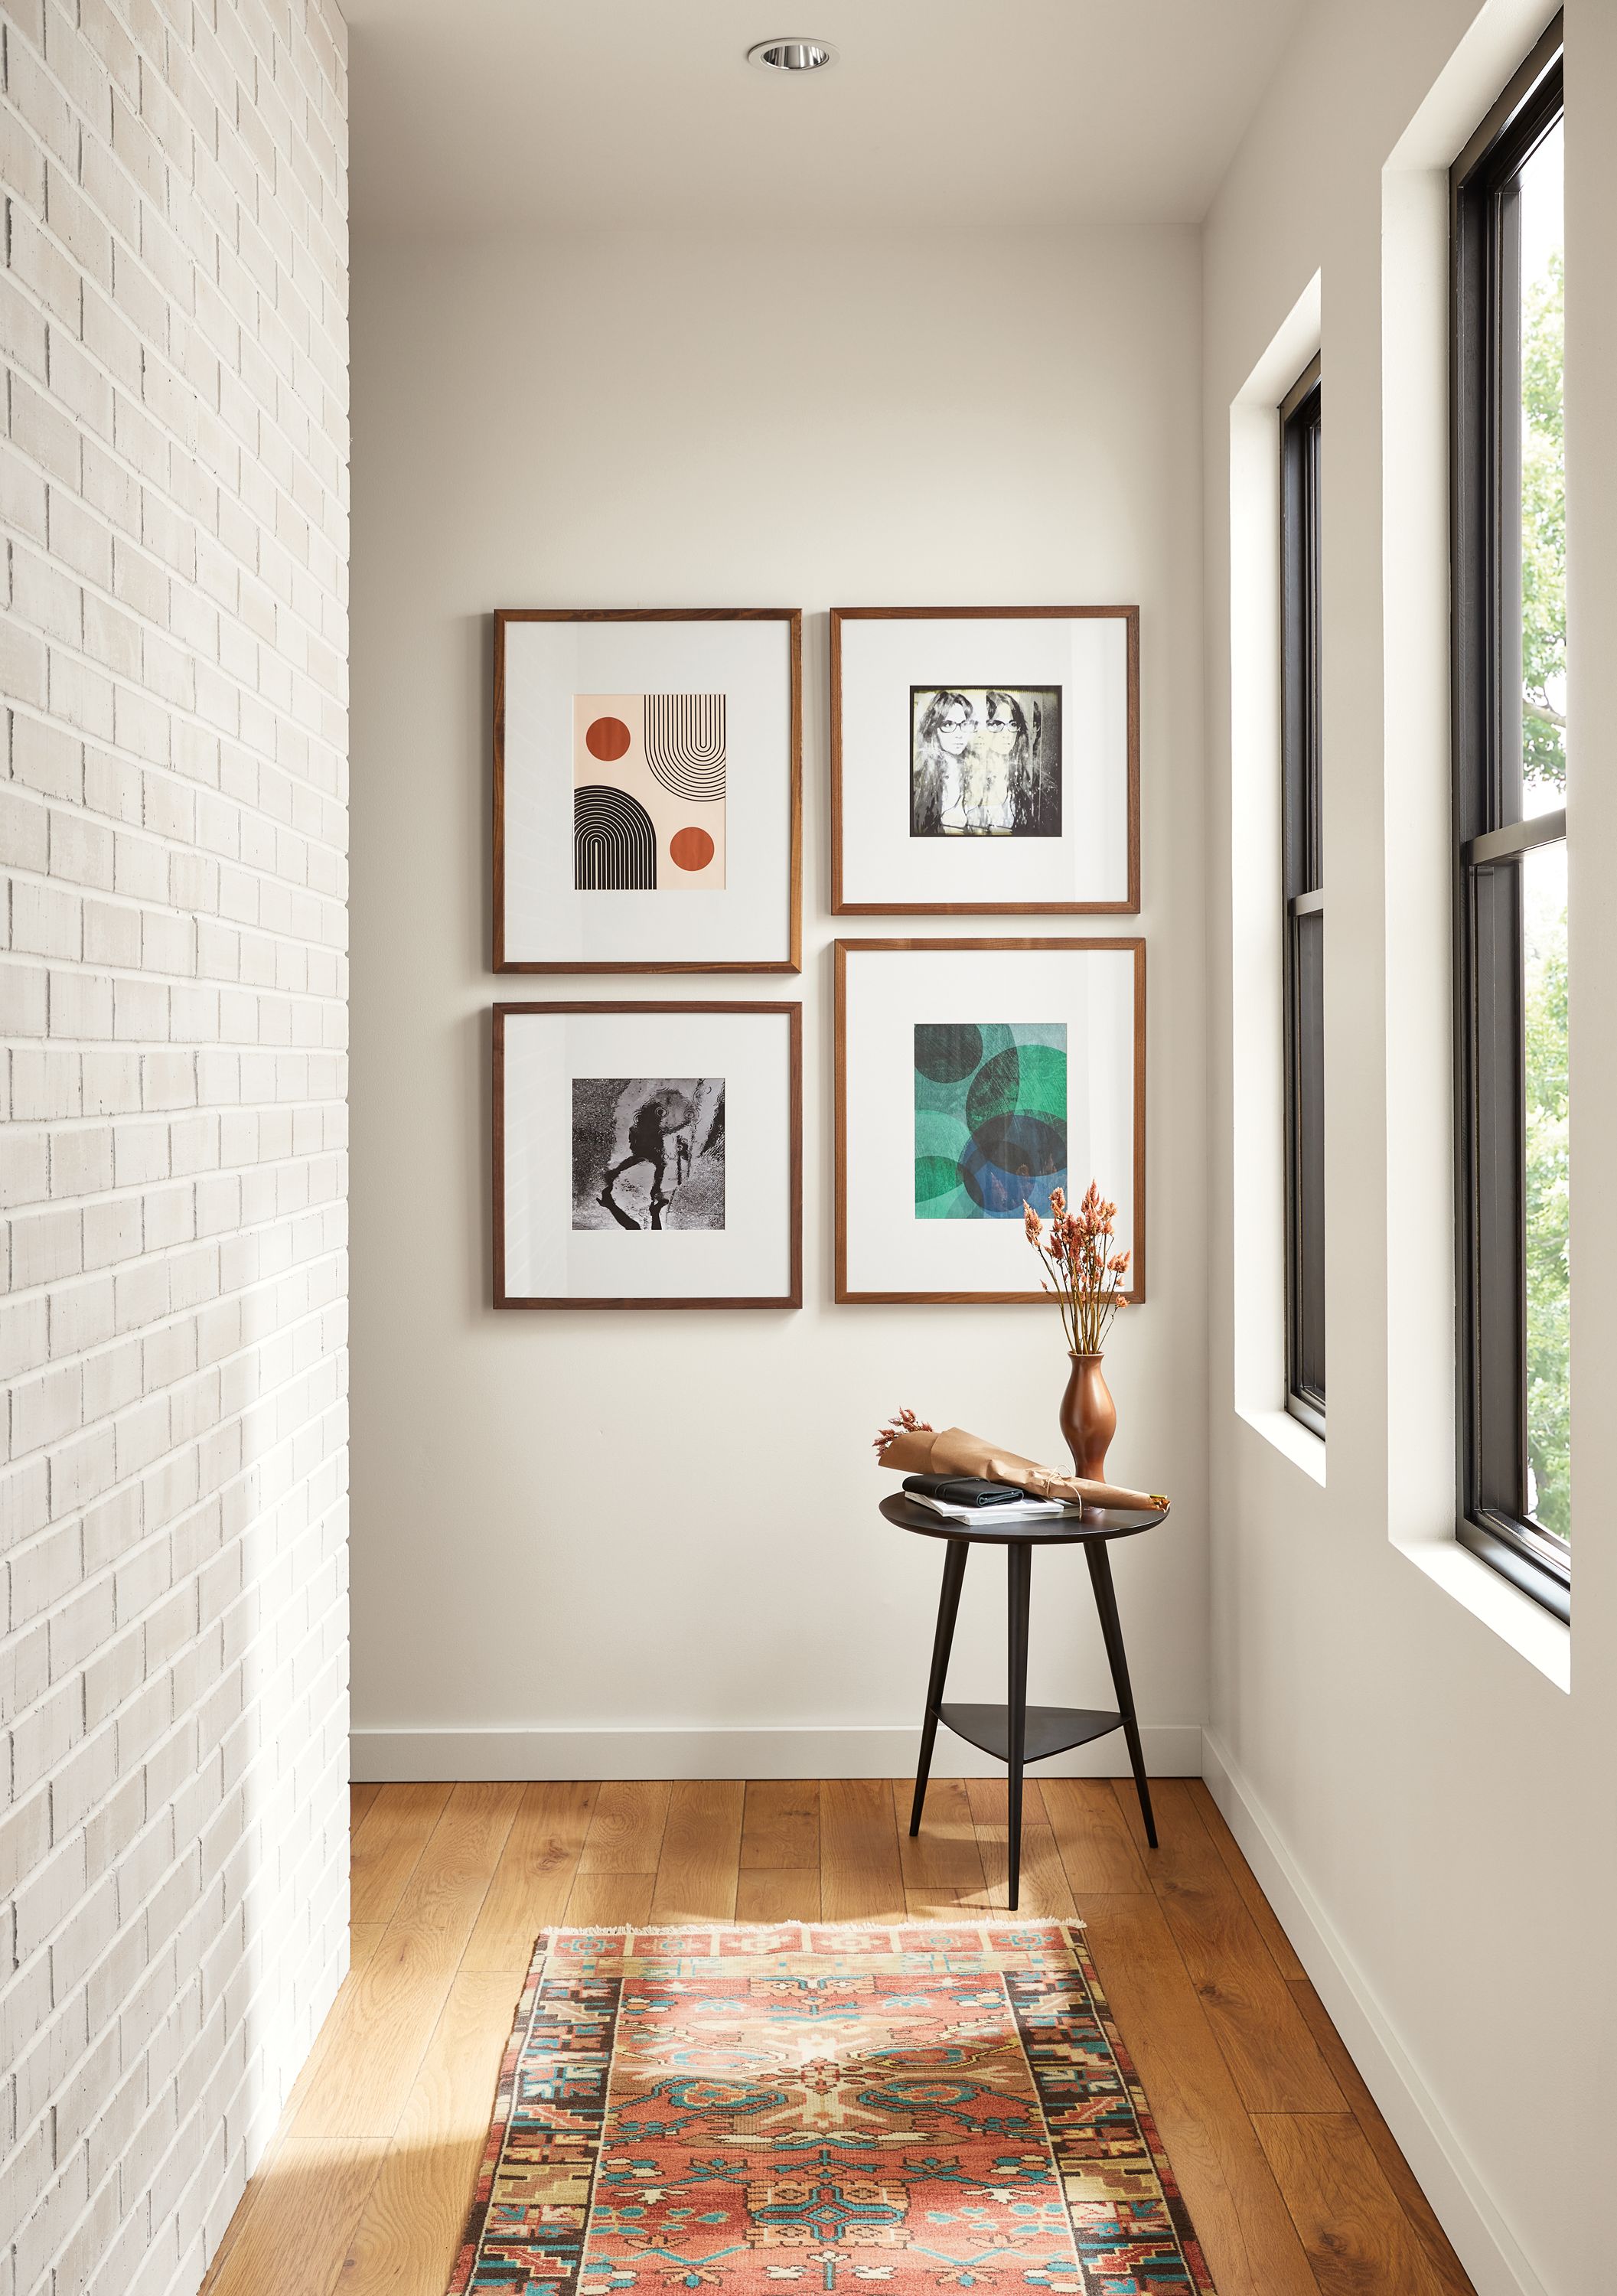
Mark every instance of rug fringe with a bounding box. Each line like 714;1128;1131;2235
531;1916;1087;1937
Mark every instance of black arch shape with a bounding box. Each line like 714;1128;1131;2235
574;784;657;890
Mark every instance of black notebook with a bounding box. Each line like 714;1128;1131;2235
902;1473;1028;1508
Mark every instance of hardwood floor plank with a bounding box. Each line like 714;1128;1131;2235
1081;1893;1319;2296
820;1778;905;1923
565;1868;657;1926
280;1926;390;2130
1288;1981;1477;2296
650;1780;745;1922
1042;1776;1152;1895
1252;2112;1466;2296
350;1782;452;1926
1156;1879;1345;2114
736;1869;820;1923
896;1777;987;1914
579;1779;673;1873
740;1781;820;1870
461;1781;596;1973
1105;1781;1343;2112
976;1820;1077;1916
203;2138;387;2296
350;1923;386;1974
1111;1776;1234;1894
963;1778;1050;1827
964;1779;1081;1916
1187;1780;1309;1981
334;1970;524;2296
350;1781;380;1829
295;1783;520;2141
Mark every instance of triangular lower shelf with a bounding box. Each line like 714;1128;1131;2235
937;1702;1123;1764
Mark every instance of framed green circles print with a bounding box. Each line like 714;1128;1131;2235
833;939;1145;1305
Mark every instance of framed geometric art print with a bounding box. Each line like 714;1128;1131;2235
830;606;1139;915
494;609;802;972
494;1002;802;1309
834;939;1144;1305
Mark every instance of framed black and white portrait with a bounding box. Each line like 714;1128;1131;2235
830;607;1139;915
494;610;802;972
494;1003;802;1308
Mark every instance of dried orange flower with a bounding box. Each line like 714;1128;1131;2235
1022;1176;1131;1356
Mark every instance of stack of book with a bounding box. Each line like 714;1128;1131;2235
901;1473;1081;1525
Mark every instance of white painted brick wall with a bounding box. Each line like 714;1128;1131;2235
0;1;348;2290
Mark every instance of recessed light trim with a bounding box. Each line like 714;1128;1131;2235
747;36;836;73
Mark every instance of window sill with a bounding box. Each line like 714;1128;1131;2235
1395;1532;1570;1690
1237;1405;1327;1487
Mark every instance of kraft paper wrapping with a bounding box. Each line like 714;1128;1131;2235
876;1422;1168;1513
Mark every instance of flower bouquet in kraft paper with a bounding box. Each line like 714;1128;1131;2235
874;1410;1167;1515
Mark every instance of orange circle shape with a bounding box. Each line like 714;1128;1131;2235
585;716;632;761
670;827;716;872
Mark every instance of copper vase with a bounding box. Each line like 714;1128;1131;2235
1060;1352;1116;1480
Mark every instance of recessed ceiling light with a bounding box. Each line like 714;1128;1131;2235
746;37;836;73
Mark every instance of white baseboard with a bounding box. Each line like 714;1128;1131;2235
350;1722;1205;1783
1201;1730;1545;2296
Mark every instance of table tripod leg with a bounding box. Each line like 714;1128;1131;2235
909;1540;967;1837
1006;1542;1032;1911
1085;1540;1157;1848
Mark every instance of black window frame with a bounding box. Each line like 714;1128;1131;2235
1281;356;1325;1437
1450;17;1568;1619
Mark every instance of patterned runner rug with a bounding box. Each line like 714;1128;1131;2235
448;1920;1216;2296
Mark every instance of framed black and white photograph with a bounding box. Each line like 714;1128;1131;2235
831;607;1139;914
494;1003;802;1307
833;939;1144;1304
494;609;802;972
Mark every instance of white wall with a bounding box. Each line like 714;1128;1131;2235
0;3;349;2292
348;224;1208;1780
1202;5;1617;2294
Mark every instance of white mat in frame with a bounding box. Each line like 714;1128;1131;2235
831;606;1138;915
835;938;1145;1305
495;609;801;973
495;1001;802;1308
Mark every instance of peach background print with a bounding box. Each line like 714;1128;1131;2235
572;693;727;889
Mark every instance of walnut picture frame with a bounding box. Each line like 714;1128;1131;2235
494;1001;803;1309
494;608;803;973
830;605;1140;915
833;938;1146;1306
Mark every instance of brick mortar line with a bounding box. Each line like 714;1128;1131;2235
2;1293;350;1486
0;921;351;971
0;1263;349;1391
1;0;354;125
1;1151;348;1229
1;321;352;647
1;619;350;759
2;1130;348;1189
0;758;350;841
7;1674;352;2185
18;86;350;334
0;716;350;822
8;1525;352;1873
2;279;354;563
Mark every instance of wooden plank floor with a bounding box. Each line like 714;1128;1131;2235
199;1776;1476;2296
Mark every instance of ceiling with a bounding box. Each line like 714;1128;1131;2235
343;0;1311;238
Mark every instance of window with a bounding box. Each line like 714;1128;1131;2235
1451;19;1568;1616
1281;357;1325;1435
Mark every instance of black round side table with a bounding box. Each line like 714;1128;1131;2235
882;1492;1169;1911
